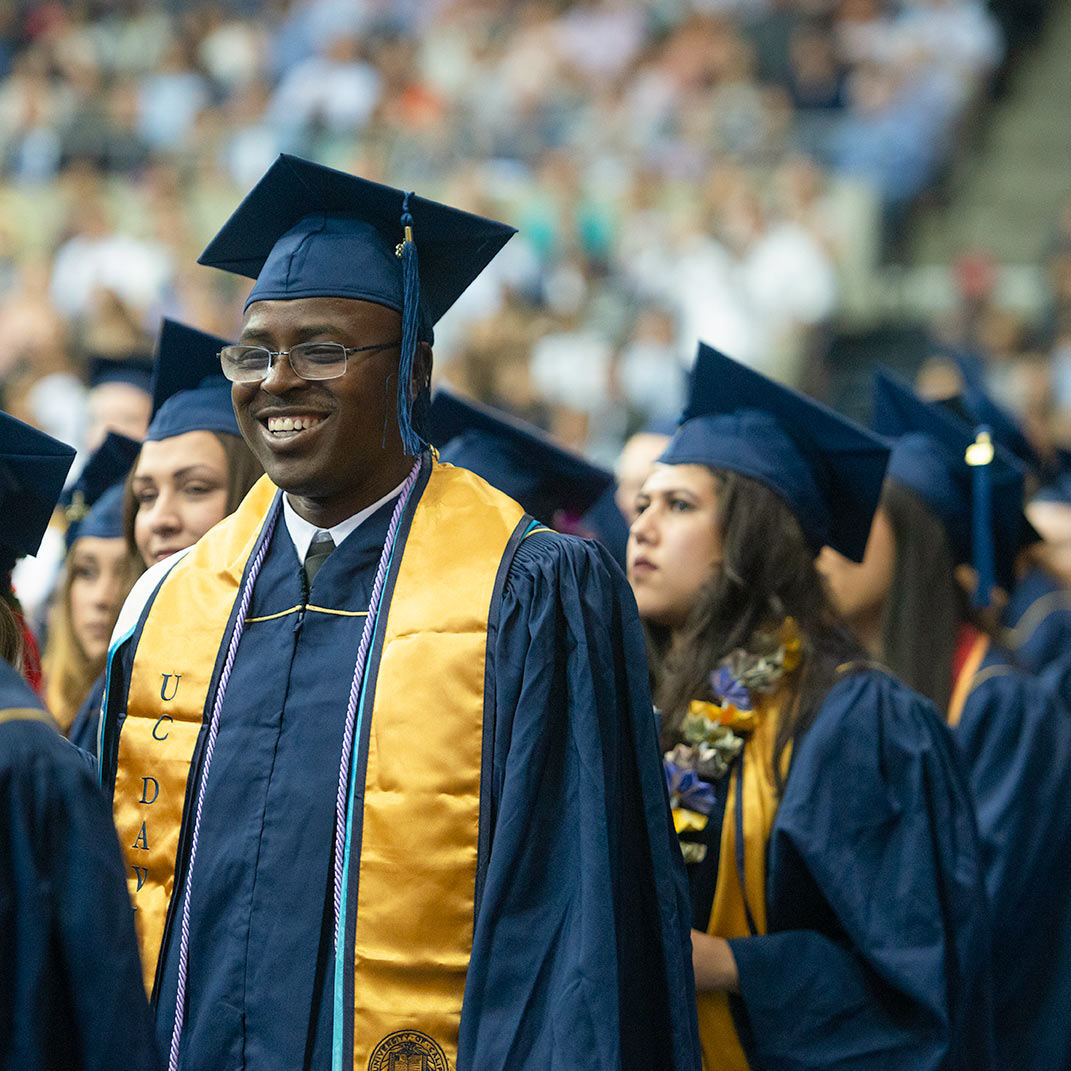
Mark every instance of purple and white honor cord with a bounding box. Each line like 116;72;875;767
166;459;421;1070
167;504;280;1071
332;457;421;949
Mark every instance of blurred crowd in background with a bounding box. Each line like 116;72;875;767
0;0;1063;475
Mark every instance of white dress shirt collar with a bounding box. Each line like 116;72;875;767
282;477;407;562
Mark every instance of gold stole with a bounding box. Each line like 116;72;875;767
113;474;278;992
697;688;788;1071
351;464;523;1067
111;463;524;1067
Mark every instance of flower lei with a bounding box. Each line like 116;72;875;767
664;618;801;861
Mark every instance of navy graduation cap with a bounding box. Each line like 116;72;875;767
87;355;153;396
146;319;239;442
429;386;613;525
197;153;516;455
61;431;140;548
943;350;1046;476
873;368;1035;605
660;342;890;561
0;411;77;557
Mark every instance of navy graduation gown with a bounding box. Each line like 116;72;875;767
718;670;995;1070
1001;563;1071;675
68;673;105;757
0;659;159;1071
953;644;1071;1070
103;495;699;1070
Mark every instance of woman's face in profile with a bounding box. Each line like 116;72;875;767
627;463;723;633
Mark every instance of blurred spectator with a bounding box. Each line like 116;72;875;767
136;35;209;151
48;194;172;324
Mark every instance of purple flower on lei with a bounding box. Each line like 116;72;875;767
664;759;718;816
709;665;752;711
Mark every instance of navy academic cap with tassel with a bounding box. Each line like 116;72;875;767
873;368;1035;607
197;154;516;455
660;342;891;562
60;431;140;549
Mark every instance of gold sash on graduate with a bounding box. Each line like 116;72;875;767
112;474;278;992
111;462;525;1068
697;689;788;1071
350;464;523;1069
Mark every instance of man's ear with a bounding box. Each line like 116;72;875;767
409;340;433;404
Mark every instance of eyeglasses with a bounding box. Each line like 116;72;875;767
218;340;402;384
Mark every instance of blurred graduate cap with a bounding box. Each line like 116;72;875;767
145;319;239;442
873;367;1037;604
940;350;1046;476
0;411;77;557
60;431;140;549
198;153;515;454
659;342;890;561
87;355;153;396
429;386;614;526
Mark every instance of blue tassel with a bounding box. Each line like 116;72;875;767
396;194;423;457
967;426;995;608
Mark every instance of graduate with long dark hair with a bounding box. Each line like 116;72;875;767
627;343;995;1070
818;370;1071;1070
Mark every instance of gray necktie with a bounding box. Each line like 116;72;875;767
304;530;335;586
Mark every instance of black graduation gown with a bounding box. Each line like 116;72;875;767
0;659;159;1071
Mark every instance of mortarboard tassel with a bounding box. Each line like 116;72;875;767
966;427;995;608
396;194;424;457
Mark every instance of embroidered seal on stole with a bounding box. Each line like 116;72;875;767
368;1030;449;1071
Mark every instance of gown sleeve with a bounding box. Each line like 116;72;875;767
727;671;995;1071
0;720;161;1071
953;662;1071;1067
457;531;701;1071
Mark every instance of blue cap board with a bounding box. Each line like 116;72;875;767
430;387;613;524
197;154;516;455
873;368;1036;600
942;350;1045;476
659;342;890;561
0;411;77;557
145;319;240;442
60;431;140;548
87;355;153;396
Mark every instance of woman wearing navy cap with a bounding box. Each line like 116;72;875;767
123;319;262;571
64;321;263;758
628;343;994;1071
44;432;143;733
818;370;1071;1071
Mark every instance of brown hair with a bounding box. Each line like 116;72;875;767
878;480;969;712
646;468;864;793
42;541;142;732
122;431;264;564
0;596;22;671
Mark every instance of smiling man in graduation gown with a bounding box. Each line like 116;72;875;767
97;155;699;1071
